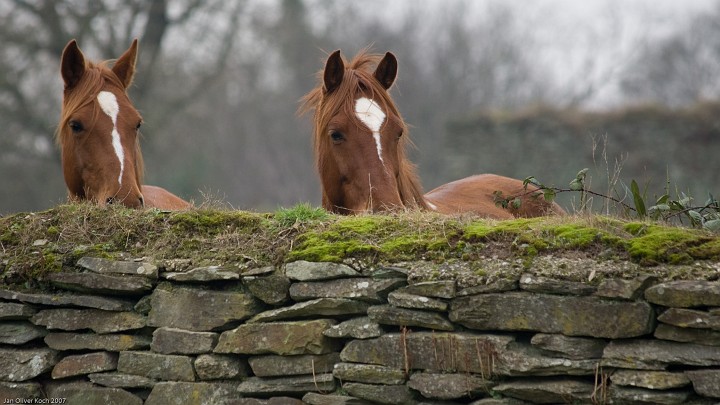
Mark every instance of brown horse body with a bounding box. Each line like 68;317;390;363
302;49;564;219
58;39;190;210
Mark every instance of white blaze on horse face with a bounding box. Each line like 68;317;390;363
355;98;386;168
97;91;124;186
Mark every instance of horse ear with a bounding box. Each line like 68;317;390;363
61;40;86;89
374;52;398;90
323;50;344;94
112;39;138;89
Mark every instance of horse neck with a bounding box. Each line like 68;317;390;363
397;157;429;210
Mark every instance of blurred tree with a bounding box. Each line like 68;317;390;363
620;3;720;106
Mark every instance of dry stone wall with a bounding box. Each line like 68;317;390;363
1;258;720;404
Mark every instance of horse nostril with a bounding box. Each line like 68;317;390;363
106;197;115;205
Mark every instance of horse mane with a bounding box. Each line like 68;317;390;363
56;59;144;185
300;49;428;210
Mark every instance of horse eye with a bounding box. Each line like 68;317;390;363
330;131;345;143
68;120;84;133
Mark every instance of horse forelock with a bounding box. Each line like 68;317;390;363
300;49;428;210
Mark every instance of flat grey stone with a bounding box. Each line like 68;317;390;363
289;278;406;303
285;261;360;280
77;256;158;279
147;283;262;331
163;265;239;282
248;298;369;323
645;280;720;308
388;291;448;312
145;382;236;405
323;316;384;339
51;351;117;379
654;323;720;346
610;369;690;390
401;281;456;299
117;351;195;382
493;379;595;404
243;273;291;305
215;319;339;355
89;372;158;388
332;362;406;385
686;369;720;398
609;386;690;404
657;307;720;330
32;308;145;334
0;289;134;311
450;292;654;339
0;302;36;319
0;321;47;344
249;353;340;377
45;332;151;351
0;382;44;400
151;327;218;355
194;354;250;380
368;305;454;331
519;273;595;296
603;339;720;369
47;272;153;296
595;275;657;300
237;374;335;396
49;385;143;405
457;279;518;296
342;383;416;405
0;347;58;381
303;392;375;405
408;372;494;400
530;333;606;359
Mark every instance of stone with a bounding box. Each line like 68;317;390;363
0;321;47;344
340;332;514;375
89;372;158;388
194;354;250;380
144;382;236;405
657;308;720;329
645;280;720;308
285;260;360;280
51;351;117;379
407;372;494;400
332;362;407;385
0;302;36;319
342;383;416;405
224;398;305;405
0;347;58;381
47;272;153;295
401;281;456;299
609;386;689;404
244;273;291;305
498;342;598;377
450;292;654;339
249;353;340;377
368;305;454;331
0;381;44;400
519;273;595;296
215;319;339;355
242;265;276;276
147;283;262;331
163;265;239;282
303;392;375;405
151;327;218;354
655;323;720;346
249;298;369;323
530;333;606;359
117;351;195;382
610;369;690;390
603;339;720;369
370;266;409;280
32;308;145;334
686;369;720;398
134;294;152;314
595;275;657;300
77;256;158;279
469;399;530;405
49;385;143;405
492;379;595;404
323;316;384;339
44;332;151;351
388;291;448;312
289;278;406;303
0;289;134;311
237;374;335;396
457;279;518;296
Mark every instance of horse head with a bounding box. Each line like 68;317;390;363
58;39;145;208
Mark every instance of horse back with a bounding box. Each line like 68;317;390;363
141;185;191;210
425;174;564;219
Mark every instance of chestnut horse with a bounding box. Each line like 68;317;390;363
57;39;190;209
301;49;564;219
